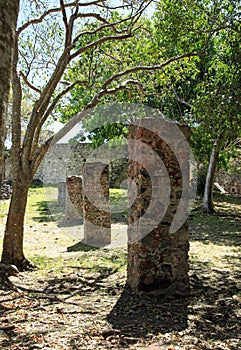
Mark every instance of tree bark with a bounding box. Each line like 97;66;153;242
202;134;223;213
1;176;33;270
0;1;19;185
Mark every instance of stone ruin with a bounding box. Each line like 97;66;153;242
0;180;12;200
54;118;191;295
127;119;190;295
215;169;241;195
82;162;111;246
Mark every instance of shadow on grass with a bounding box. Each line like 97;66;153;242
107;261;240;348
67;240;99;252
190;194;241;247
32;200;64;223
2;251;240;349
187;260;241;346
107;287;189;336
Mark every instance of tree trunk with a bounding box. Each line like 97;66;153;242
1;177;33;270
0;1;20;185
0;118;5;184
202;135;223;213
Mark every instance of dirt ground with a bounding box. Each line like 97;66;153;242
0;193;240;350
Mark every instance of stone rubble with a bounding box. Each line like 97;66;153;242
0;180;12;200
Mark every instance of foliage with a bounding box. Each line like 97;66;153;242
152;0;241;174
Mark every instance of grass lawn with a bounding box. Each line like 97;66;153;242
0;187;240;349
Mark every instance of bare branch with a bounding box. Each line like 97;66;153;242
130;0;153;27
97;3;130;10
42;80;88;123
72;7;147;44
101;52;204;90
99;49;122;63
73;12;124;38
17;1;107;34
60;0;73;47
60;0;68;30
73;19;128;43
20;72;41;94
18;8;61;35
71;33;132;60
31;80;88;160
171;86;193;109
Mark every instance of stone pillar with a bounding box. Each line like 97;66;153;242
127;119;190;296
83;162;111;246
58;182;66;207
65;176;83;221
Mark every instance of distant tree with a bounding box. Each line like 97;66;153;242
153;0;241;212
193;27;241;212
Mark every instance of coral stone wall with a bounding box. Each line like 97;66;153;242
65;176;83;221
127;119;190;296
82;162;111;246
215;170;241;195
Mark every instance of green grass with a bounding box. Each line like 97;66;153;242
0;187;240;277
75;249;127;272
0;186;128;223
109;188;127;202
110;188;128;222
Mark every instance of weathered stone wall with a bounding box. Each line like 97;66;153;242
66;144;92;178
215;170;241;195
83;162;111;246
41;144;72;184
127;119;190;296
35;143;127;188
65;176;84;222
35;143;91;184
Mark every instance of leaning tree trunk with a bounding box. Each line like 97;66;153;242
202;135;223;213
0;113;5;186
1;176;32;270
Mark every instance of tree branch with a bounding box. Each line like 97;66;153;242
20;72;41;94
73;2;152;44
31;80;88;163
17;1;108;34
71;33;132;60
41;80;88;128
99;49;122;63
31;136;54;176
171;86;193;109
49;51;203;147
97;79;155;97
60;0;68;30
101;51;204;90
